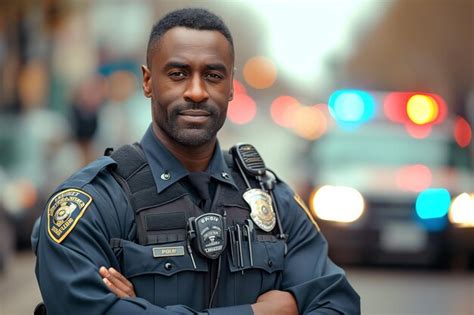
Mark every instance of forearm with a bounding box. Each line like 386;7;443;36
100;266;254;315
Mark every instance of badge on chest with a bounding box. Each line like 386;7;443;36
243;188;276;232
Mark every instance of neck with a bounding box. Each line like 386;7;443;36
152;124;216;172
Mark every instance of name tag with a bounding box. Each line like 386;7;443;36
152;246;185;258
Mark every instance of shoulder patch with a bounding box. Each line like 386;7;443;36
47;189;92;243
293;193;320;231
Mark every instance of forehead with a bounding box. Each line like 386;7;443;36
151;27;233;68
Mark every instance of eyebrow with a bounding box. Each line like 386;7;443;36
206;63;228;75
164;61;228;75
164;61;189;70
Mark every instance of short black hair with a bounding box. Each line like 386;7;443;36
146;8;234;67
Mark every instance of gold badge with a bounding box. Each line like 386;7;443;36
47;189;92;243
243;189;276;232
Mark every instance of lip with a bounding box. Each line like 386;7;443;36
179;109;211;116
178;109;211;124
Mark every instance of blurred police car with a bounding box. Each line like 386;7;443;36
303;90;474;268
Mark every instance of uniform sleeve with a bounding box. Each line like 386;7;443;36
275;184;361;315
34;181;253;315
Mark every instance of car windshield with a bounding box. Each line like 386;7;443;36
311;123;471;170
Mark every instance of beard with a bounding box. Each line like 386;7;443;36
153;101;226;147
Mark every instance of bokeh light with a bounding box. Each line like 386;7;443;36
384;92;448;127
406;94;438;125
454;116;472;148
404;124;432;139
396;164;432;192
227;93;257;125
233;79;247;95
291;105;328;140
384;92;407;123
270;96;300;128
243;56;277;89
449;193;474;227
416;188;451;219
311;185;365;223
328;90;375;127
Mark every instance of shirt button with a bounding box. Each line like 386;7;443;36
164;262;173;271
160;171;171;181
221;172;230;179
268;259;273;268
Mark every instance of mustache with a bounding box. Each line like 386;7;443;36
170;102;219;116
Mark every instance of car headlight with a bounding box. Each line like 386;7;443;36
310;185;365;223
449;193;474;227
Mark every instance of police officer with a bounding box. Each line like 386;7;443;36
33;8;360;315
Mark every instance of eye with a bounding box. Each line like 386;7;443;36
205;72;224;82
169;71;187;80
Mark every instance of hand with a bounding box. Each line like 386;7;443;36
99;266;136;298
251;290;298;315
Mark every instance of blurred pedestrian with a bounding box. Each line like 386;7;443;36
69;74;106;165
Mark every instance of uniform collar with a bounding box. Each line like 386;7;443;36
140;125;238;193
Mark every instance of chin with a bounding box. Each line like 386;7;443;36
173;129;216;147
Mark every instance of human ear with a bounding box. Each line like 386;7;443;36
141;65;152;98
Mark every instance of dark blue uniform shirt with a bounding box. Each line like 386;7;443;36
33;126;360;314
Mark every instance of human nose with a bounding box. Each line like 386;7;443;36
183;74;209;103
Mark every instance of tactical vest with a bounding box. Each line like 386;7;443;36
107;143;270;246
106;144;287;308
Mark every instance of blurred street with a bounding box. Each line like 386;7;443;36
0;252;473;315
